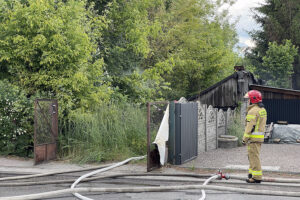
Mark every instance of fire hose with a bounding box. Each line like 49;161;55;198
199;175;219;200
70;155;146;200
0;164;113;181
1;156;300;200
2;183;300;200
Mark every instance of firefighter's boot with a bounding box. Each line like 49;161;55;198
246;178;261;183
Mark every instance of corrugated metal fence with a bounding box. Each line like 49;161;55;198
263;99;300;124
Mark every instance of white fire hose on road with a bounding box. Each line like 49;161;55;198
70;155;146;200
2;156;300;200
2;182;300;200
199;175;219;200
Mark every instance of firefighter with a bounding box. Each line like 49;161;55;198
242;90;267;183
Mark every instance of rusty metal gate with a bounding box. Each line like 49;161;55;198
34;99;58;165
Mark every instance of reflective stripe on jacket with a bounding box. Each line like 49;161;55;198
243;104;267;143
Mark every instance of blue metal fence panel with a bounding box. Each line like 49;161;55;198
263;99;300;124
173;102;198;165
180;103;198;164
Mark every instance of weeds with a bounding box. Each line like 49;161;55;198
227;113;244;146
58;102;147;163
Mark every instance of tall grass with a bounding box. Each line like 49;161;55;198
227;113;244;146
58;102;147;163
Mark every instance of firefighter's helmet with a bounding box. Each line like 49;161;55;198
244;90;262;104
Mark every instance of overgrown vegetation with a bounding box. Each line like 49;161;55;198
227;112;244;146
0;80;33;156
0;0;239;160
58;102;147;163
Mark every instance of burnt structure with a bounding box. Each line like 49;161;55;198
189;66;300;124
250;84;300;100
189;66;261;108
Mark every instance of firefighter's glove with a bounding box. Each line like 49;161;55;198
242;136;249;144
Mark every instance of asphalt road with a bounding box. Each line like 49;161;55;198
1;147;300;200
1;171;300;200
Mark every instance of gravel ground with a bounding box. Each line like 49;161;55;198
181;143;300;173
1;143;299;175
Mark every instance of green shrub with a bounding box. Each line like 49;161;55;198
0;80;33;156
58;102;147;163
227;113;244;146
0;0;111;116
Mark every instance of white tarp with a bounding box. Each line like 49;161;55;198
153;104;169;165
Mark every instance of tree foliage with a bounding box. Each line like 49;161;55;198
97;0;238;100
246;0;300;89
97;0;170;103
155;0;238;98
0;0;110;114
0;80;33;156
262;40;298;88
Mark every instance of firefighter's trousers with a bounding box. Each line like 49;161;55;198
247;142;262;180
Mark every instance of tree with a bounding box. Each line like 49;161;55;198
82;0;239;102
0;0;110;114
149;0;239;99
97;0;171;103
246;0;300;89
262;40;298;88
87;0;239;102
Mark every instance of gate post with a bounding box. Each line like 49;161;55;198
215;108;218;149
146;102;151;172
168;101;175;164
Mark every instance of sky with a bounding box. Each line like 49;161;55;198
226;0;266;51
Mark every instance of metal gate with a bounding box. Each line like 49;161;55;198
169;102;198;165
263;99;300;124
34;99;58;165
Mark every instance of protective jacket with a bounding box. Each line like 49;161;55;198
243;103;267;143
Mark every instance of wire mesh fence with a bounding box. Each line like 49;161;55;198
35;100;55;145
34;99;58;164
